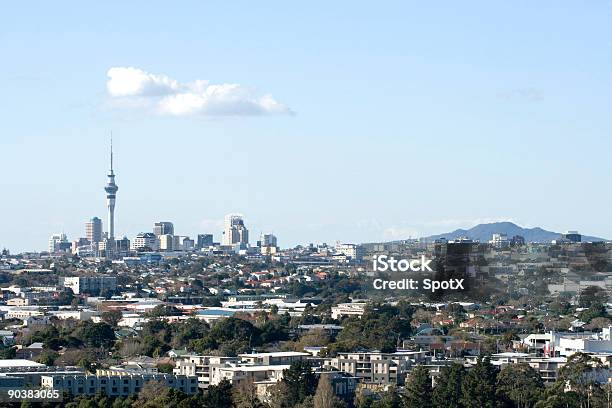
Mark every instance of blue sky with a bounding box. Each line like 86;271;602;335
1;1;611;251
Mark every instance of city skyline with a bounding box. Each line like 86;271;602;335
6;134;612;252
1;1;611;252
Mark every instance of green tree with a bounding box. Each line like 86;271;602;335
556;352;603;408
101;310;123;327
333;304;412;353
78;322;116;348
496;363;543;408
194;317;262;355
402;365;432;408
202;379;233;408
36;350;59;366
432;363;465;408
0;345;16;359
354;390;375;408
533;381;581;408
281;361;317;406
578;286;607;308
461;357;497;408
372;387;402;408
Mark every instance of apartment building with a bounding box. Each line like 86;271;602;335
172;352;308;389
173;355;239;389
331;301;367;320
210;364;288;387
325;351;428;386
238;351;310;366
59;276;117;295
41;373;197;396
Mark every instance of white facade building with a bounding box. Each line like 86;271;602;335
223;214;249;246
131;233;158;251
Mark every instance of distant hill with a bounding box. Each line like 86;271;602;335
422;222;607;243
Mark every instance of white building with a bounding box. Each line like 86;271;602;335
158;234;174;251
223;214;249;246
41;373;197;396
331;301;368;320
325;351;428;385
85;217;103;244
523;329;612;357
48;233;68;253
210;364;288;387
131;233;158;251
260;234;278;247
489;233;509;248
238;351;309;366
178;236;195;251
60;276;117;295
173;356;239;389
335;243;364;262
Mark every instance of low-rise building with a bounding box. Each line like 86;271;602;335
60;276;117;295
41;373;197;396
173;355;239;389
210;364;288;387
325;350;428;386
331;301;367;320
238;351;310;366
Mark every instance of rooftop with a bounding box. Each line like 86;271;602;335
239;351;310;358
0;359;45;368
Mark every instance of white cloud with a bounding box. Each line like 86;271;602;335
107;67;180;97
106;67;292;116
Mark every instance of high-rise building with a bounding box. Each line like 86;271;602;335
104;137;119;257
222;214;249;246
178;236;195;251
115;236;131;253
153;222;174;236
335;243;364;262
158;234;174;251
48;233;68;253
197;234;213;249
510;235;526;246
489;233;509;248
131;233;158;251
85;217;103;244
260;233;278;247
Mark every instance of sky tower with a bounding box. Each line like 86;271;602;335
104;137;118;242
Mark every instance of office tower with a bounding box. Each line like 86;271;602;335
71;238;91;255
48;233;68;253
489;233;509;248
510;235;526;246
158;234;174;251
222;214;249;246
131;233;158;251
115;237;131;253
178;236;195;251
104;138;119;248
197;234;213;249
260;233;278;247
153;222;174;236
85;217;103;244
